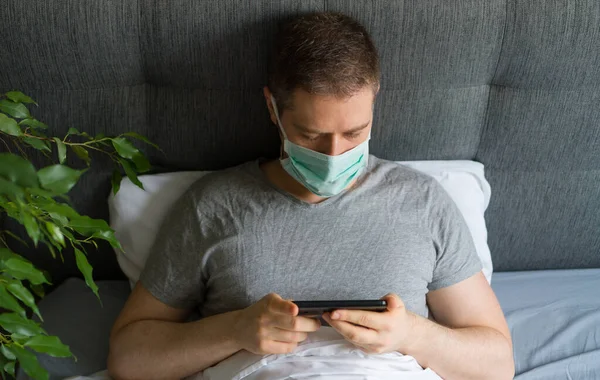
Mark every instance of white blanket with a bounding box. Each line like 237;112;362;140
66;328;441;380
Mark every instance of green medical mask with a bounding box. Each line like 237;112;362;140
271;95;370;197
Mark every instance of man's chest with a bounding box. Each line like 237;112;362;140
199;210;437;317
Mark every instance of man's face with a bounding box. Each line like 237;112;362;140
265;87;375;156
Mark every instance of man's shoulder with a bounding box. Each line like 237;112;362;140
185;160;263;202
367;156;438;190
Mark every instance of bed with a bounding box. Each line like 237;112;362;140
17;269;600;379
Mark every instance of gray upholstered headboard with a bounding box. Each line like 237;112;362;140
1;1;599;284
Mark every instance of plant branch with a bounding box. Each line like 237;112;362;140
69;142;112;155
82;137;112;145
0;137;11;153
11;131;120;160
0;334;10;344
11;139;28;160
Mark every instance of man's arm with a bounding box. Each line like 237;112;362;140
408;272;514;380
108;284;320;380
323;272;514;380
108;282;241;380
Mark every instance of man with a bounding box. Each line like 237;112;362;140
108;12;514;380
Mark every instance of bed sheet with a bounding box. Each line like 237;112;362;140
491;269;600;379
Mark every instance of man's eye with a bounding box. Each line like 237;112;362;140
345;132;362;139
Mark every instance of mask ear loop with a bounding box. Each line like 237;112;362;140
270;95;288;159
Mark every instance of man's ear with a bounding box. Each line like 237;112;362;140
263;86;278;125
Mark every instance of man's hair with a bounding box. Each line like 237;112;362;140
268;12;380;112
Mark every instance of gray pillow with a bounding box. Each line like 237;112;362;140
17;278;130;380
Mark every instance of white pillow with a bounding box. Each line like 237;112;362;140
108;161;492;289
108;171;209;288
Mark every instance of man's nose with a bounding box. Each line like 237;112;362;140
320;135;344;156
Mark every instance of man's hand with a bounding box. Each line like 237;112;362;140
233;293;321;355
322;293;414;354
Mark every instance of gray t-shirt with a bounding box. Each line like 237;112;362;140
140;156;482;318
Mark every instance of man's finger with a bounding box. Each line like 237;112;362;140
381;293;402;310
267;294;298;315
323;313;377;345
273;314;321;332
329;309;386;330
271;328;308;343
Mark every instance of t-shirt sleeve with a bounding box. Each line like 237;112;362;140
138;187;206;309
425;179;483;291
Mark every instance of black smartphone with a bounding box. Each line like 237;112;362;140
293;300;388;317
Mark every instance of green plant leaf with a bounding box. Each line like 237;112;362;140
91;229;122;250
48;212;68;226
6;91;36;105
0;248;19;262
118;158;143;190
3;361;15;377
37;165;84;194
22;213;41;246
58;227;74;241
42;269;52;283
11;333;30;344
122;132;161;150
52;138;66;164
0;177;25;199
0;202;20;222
132;152;151;173
37;202;80;219
30;283;45;299
45;237;64;260
0;113;22;136
111;169;122;195
26;187;59;200
3;257;49;285
25;335;71;357
74;248;99;299
111;137;138;159
0;313;44;337
68;215;122;249
0;153;39;188
0;285;26;317
11;345;49;380
44;222;65;247
19;118;47;129
70;146;90;165
0;100;30;119
66;127;81;136
22;137;51;152
0;345;16;360
68;215;110;234
6;280;42;320
47;245;56;259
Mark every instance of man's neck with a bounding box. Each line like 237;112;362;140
259;160;328;204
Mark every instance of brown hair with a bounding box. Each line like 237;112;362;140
268;12;380;113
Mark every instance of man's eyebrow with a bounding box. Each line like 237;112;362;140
293;121;371;134
345;122;371;133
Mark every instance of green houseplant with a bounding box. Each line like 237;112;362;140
0;91;156;379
